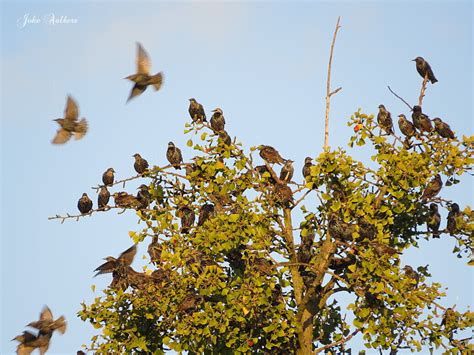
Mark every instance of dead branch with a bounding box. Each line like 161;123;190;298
387;86;413;111
418;74;429;107
48;206;165;223
314;329;360;354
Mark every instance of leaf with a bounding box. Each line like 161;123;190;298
187;139;193;147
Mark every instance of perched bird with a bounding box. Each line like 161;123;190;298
51;96;88;144
210;108;225;133
188;98;206;123
441;307;456;328
133;153;149;174
279;160;294;183
218;130;232;146
77;193;93;214
302;157;313;180
98;186;110;210
273;183;293;207
185;163;197;178
371;242;399;256
94;244;137;277
198;203;216;226
253;257;273;275
412;57;438;84
403;265;420;286
136;184;151;209
255;165;276;184
397;114;416;138
125;42;163;102
177;294;203;313
432;118;455;139
427;203;441;237
377;104;394;135
412;106;432;133
421;174;442;201
113;192;141;209
328;216;356;241
148;235;162;265
167;142;183;169
178;206;195;233
447;203;460;235
102;168;115;186
258;145;286;165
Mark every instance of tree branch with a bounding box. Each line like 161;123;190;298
418;74;429;107
314;329;360;354
324;16;342;150
387;86;413;111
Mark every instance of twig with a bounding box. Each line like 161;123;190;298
324;16;342;150
314;329;360;353
294;189;312;207
48;206;163;223
387;86;413;111
418;74;429;107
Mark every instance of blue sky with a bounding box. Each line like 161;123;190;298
1;1;472;353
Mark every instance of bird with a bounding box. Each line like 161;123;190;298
77;193;93;214
253;257;273;275
148;235;162;265
178;206;195;233
12;330;41;355
377;104;394;135
27;306;67;336
177;294;203;313
397;114;416;138
421;174;442;201
188;98;206;123
328;216;356;241
133;153;149;174
403;265;420;286
302;157;313;180
98;186;110;210
167;142;183;169
113;192;141;209
432;118;455;139
136;184;151;209
255;165;276;184
273;183;293;207
198;203;216;226
447;203;460;235
218;130;232;146
427;203;441;237
411;106;432;133
412;57;438;84
258;145;286;165
279;160;294;183
210;108;225;133
125;42;163;102
51;95;88;144
370;242;399;256
94;244;137;277
102;168;115;186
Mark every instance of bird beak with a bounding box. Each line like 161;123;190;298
411;59;416;61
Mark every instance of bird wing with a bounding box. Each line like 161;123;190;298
52;128;72;144
119;244;137;266
73;118;88;140
40;306;53;322
17;344;34;355
136;42;151;75
94;259;117;276
126;84;146;103
64;96;79;121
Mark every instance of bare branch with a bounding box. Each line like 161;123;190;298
314;329;360;354
324;16;342;150
387;86;413;111
418;74;429;107
48;206;165;223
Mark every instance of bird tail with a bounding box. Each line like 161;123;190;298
74;119;88;140
150;72;164;91
431;78;438;84
54;316;67;334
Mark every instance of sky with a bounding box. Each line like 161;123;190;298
1;0;473;353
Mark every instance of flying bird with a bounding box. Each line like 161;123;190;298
125;42;163;102
432;118;455;139
258;145;286;165
98;186;110;210
51;96;88;144
447;203;460;235
188;98;206;123
210;108;225;133
133;153;149;174
167;142;183;169
279;160;294;183
421;174;442;201
12;331;42;355
302;157;313;180
77;193;93;214
411;106;432;133
377;104;394;135
412;56;438;84
94;244;137;277
198;203;216;226
427;203;441;237
27;306;67;337
102;168;115;186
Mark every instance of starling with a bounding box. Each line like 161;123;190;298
447;203;460;235
27;306;67;337
273;183;293;207
94;244;137;276
52;96;88;144
441;308;456;328
411;106;432;133
432;118;455;139
125;42;163;102
427;203;441;237
133;153;149;174
113;192;141;209
198;203;215;226
210;108;225;133
403;265;420;286
397;114;416;138
328;216;355;241
178;206;195;233
421;174;442;201
377;104;394;135
218;130;232;146
136;184;151;209
302;157;313;180
12;331;40;355
258;145;286;165
148;235;162;265
188;98;206;123
253;257;273;275
102;168;115;186
98;186;110;210
185;163;197;177
279;160;294;183
177;294;202;313
412;57;438;84
77;193;93;214
167;142;183;169
255;165;276;184
370;242;399;256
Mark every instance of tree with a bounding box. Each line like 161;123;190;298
49;20;474;355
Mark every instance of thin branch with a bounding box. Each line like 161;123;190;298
48;206;164;223
294;189;312;207
418;74;429;107
387;86;413;111
314;329;360;354
324;16;342;150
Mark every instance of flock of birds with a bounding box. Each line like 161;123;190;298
15;41;461;353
